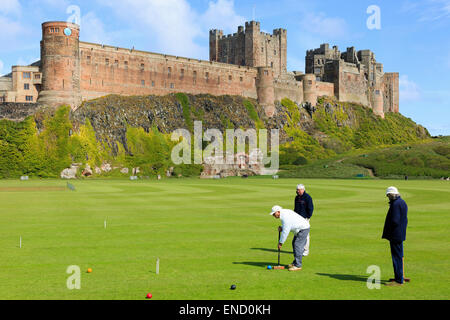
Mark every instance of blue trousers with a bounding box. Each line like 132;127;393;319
390;241;404;284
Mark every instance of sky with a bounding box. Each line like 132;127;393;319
0;0;449;136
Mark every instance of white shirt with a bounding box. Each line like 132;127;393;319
279;209;310;244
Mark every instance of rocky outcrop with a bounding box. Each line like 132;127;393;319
0;103;40;121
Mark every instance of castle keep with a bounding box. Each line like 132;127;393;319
0;21;399;118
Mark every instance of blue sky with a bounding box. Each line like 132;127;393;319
1;0;449;135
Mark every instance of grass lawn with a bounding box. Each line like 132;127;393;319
0;177;448;300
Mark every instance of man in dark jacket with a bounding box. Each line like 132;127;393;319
382;186;408;286
294;184;314;256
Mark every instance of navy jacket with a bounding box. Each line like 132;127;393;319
382;197;408;242
294;192;314;219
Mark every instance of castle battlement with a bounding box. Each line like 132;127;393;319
0;20;399;118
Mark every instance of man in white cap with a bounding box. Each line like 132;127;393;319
382;186;408;286
270;205;310;271
294;184;314;256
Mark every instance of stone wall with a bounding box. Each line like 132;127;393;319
337;62;369;106
78;42;259;106
382;72;399;113
0;103;39;121
315;81;334;99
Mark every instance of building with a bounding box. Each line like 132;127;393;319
0;20;399;118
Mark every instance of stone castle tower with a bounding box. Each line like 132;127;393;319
210;21;287;78
38;21;82;108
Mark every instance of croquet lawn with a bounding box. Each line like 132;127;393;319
0;177;448;299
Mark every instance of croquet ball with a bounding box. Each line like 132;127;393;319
230;285;236;290
87;268;92;273
146;293;152;299
267;265;272;270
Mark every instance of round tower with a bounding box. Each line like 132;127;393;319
302;74;317;105
38;21;81;109
256;67;275;117
372;85;384;118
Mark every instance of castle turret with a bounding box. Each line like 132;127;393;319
37;21;81;109
302;74;317;105
209;29;223;63
256;67;275;117
372;84;384;118
245;21;261;68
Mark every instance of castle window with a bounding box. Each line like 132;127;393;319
274;50;277;55
141;80;145;86
34;74;40;79
105;58;110;66
314;68;321;75
87;56;91;64
140;63;145;71
316;77;321;81
205;72;209;83
55;28;59;33
261;47;264;53
25;96;33;102
375;90;380;95
170;83;175;89
264;70;268;76
271;62;274;68
124;61;128;69
24;83;30;90
240;77;243;82
180;69;184;79
217;76;220;84
193;71;197;84
50;28;55;33
152;81;155;87
168;67;172;78
228;75;232;81
23;72;31;79
115;60;119;67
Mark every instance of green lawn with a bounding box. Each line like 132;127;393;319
0;177;448;300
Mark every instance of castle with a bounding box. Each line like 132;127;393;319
0;21;399;118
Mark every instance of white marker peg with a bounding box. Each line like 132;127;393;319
156;258;160;275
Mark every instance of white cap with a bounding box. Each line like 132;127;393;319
386;186;399;195
270;205;282;215
297;184;305;190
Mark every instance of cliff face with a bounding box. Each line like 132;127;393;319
0;103;40;121
71;94;290;153
71;93;429;159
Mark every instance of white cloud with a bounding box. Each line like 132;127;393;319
403;0;450;22
80;12;113;44
201;0;246;32
95;0;245;59
0;0;21;16
0;59;4;76
300;12;349;39
399;75;421;102
96;0;204;58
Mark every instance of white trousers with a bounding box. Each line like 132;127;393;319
303;219;310;256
